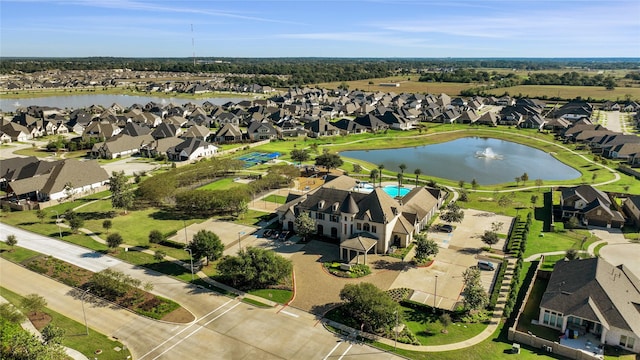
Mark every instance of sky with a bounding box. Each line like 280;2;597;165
1;0;639;58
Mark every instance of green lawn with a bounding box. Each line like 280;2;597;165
197;177;242;190
0;243;41;263
247;289;293;304
262;194;287;204
401;306;488;346
0;287;131;360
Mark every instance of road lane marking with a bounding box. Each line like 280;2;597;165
280;310;299;318
151;302;242;359
337;344;353;360
138;298;234;360
322;341;342;360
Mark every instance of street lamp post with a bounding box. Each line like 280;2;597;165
81;288;90;335
434;275;439;310
394;310;399;351
50;210;62;239
184;248;194;281
238;231;245;251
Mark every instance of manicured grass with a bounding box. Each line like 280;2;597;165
262;194;287;204
228;209;272;226
197;177;242;190
247;289;293;304
242;297;273;308
0;286;131;360
0;243;41;263
593;242;608;256
515;278;560;340
401;306;488;346
541;255;565;271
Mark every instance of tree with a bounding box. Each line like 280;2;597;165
565;249;579;260
440;313;452;334
471;178;478;190
0;303;25;323
68;215;84;234
338;81;350;91
377;164;385;187
217;247;292;289
592;173;598;182
109;171;134;214
290;149;309;164
414;233;439;261
497;194;513;208
491;221;504;233
520;172;529;186
41;324;65;345
458;179;465;189
90;268;142;300
102;219;112;234
6;234;17;250
398;163;407;177
106;233;123;250
314;152;343;173
414;168;421;187
187;230;224;265
339;282;398;332
535;178;544;191
22;294;47;317
458;189;469;202
154;250;166;261
294;212;315;242
148;229;164;244
397;173;403;188
481;230;499;249
440;202;464;223
369;169;378;185
514;177;520;186
352;163;362;174
567;216;580;229
462;268;488;311
530;195;538;208
36;209;47;224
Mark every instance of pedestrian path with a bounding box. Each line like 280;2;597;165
0;295;89;360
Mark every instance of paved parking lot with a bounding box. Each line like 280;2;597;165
391;209;512;310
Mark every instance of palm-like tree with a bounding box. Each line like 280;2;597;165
377;164;385;187
414;168;422;187
369;169;378;185
399;163;407;177
397;173;403;188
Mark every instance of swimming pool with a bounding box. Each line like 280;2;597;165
383;185;410;197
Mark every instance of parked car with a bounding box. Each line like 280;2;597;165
477;260;495;271
263;229;273;238
270;231;280;239
278;231;290;241
436;224;454;233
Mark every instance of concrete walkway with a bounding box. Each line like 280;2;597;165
0;295;89;360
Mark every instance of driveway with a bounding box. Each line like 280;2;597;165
590;227;640;277
391;209;511;310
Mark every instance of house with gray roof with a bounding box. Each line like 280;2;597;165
276;175;440;262
539;257;640;354
560;185;625;228
623;195;640;227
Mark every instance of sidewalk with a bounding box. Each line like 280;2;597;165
0;295;89;360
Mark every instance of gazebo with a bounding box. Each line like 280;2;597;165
339;235;378;265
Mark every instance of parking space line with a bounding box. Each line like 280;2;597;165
338;344;353;360
322;341;342;360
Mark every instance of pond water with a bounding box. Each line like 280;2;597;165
341;137;581;185
0;94;248;112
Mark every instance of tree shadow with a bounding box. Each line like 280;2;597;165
370;259;406;271
79;211;116;221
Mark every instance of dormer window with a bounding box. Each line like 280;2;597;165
332;202;339;212
318;200;325;209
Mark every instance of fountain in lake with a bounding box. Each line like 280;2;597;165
475;147;503;159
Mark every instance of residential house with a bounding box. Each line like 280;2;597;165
623;195;640;227
91;134;154;159
181;125;211;141
559;185;625;228
0;122;31;141
305;118;340;138
476;112;499;127
354;114;389;132
247;121;278;141
276;175;440;261
166;138;218;161
82;121;121;141
333;118;367;135
538;257;640;354
214;123;243;143
151;123;182;139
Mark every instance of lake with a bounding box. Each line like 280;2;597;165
0;94;249;112
341;137;581;185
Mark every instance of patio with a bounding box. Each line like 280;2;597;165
560;331;604;358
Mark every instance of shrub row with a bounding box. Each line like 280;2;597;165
506;212;532;256
487;259;509;310
503;258;524;318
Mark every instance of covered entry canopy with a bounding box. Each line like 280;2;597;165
340;235;378;265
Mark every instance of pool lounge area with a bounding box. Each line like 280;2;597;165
351;182;411;198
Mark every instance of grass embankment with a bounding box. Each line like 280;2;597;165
0;286;131;360
0;87;254;99
247;289;293;304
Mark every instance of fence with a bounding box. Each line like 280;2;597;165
508;257;601;360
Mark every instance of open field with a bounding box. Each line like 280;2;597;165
0;87;261;99
485;85;640;102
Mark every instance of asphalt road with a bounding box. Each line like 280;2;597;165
0;224;402;360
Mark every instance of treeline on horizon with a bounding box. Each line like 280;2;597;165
1;57;638;88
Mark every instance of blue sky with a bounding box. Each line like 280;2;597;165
1;0;639;58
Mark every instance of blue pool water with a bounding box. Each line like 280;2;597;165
383;185;410;197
